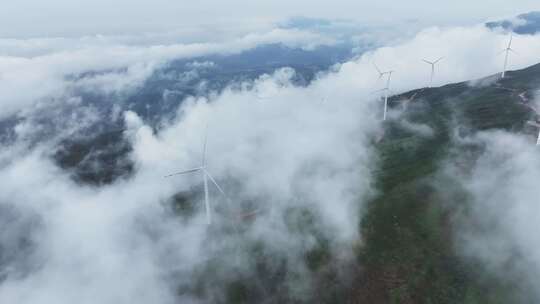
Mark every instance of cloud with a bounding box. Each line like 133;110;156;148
0;28;338;120
0;148;204;304
5;22;540;122
398;119;435;137
2;19;540;303
436;131;540;300
185;61;216;69
0;64;380;302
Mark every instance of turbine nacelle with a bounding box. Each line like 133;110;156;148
422;57;444;87
422;57;444;66
373;62;393;81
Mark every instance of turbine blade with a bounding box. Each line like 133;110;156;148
202;125;208;166
434;57;444;64
422;59;433;65
372;62;382;74
164;167;202;178
205;170;227;197
508;34;513;49
203;170;211;224
509;48;518;55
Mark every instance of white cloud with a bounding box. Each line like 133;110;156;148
0;28;338;119
0;65;380;302
4;23;540;121
2;19;540;302
0;148;203;304
443;131;540;299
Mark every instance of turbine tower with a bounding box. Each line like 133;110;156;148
373;62;394;121
165;131;226;224
373;63;394;121
501;34;516;79
422;57;444;88
382;71;393;121
527;121;540;146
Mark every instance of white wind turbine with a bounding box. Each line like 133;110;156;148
500;34;517;79
527;121;540;146
373;63;394;121
422;57;444;88
165;131;226;224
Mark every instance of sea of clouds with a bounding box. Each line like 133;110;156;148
1;20;540;303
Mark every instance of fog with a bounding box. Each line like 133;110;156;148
1;17;540;302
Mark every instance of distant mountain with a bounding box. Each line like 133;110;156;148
0;42;368;185
68;43;357;125
486;11;540;34
125;43;354;122
14;43;353;185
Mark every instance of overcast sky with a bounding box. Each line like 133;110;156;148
2;0;539;38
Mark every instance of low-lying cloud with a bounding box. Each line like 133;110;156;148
439;131;540;300
0;28;338;119
1;20;540;303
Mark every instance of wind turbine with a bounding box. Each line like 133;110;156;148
527;121;540;146
373;62;390;81
501;34;517;79
165;131;226;224
382;71;394;121
372;62;394;121
422;57;444;88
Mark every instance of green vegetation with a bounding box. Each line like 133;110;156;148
354;64;540;303
54;128;133;185
52;63;540;303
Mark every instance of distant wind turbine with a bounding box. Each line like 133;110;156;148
381;71;394;121
165;130;226;224
527;121;540;146
373;63;394;121
373;62;390;81
422;57;444;88
500;34;517;79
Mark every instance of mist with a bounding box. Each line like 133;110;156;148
431;130;540;301
2;17;540;303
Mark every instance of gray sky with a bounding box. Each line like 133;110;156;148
1;0;539;38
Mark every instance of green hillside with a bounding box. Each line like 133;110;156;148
175;64;540;304
51;63;540;303
354;64;540;303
